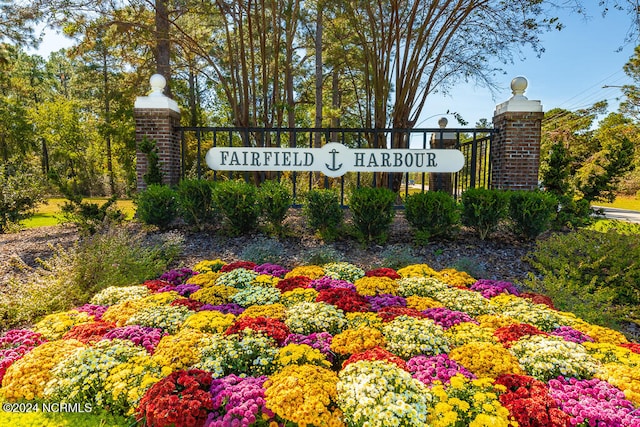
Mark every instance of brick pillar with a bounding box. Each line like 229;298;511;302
491;77;543;191
134;74;181;191
429;117;456;194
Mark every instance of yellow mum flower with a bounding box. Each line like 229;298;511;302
439;268;476;287
186;271;222;287
181;310;236;334
330;327;385;355
406;295;444;310
265;364;344;427
152;329;212;370
191;285;239;305
353;276;397;296
449;342;524;379
476;314;520;330
33;311;92;340
239;303;287;320
193;259;226;273
346;312;383;329
1;339;85;400
397;263;442;279
285;265;325;280
253;274;280;287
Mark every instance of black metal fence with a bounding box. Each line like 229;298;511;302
178;126;494;206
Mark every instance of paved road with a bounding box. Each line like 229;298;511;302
593;206;640;224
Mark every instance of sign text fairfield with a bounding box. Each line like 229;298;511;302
205;142;465;178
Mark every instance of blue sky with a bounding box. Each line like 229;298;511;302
35;3;637;129
418;3;637;127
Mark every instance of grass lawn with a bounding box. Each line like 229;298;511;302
592;195;640;211
22;198;136;228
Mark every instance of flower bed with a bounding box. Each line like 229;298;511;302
1;257;640;427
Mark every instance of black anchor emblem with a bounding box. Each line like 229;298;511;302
325;148;343;172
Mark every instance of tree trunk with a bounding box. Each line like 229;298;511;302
103;49;115;195
330;69;340;142
188;65;197;127
155;0;172;97
314;5;323;148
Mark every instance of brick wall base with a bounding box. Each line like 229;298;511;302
491;111;543;191
134;108;181;191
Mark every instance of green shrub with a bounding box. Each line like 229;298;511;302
139;137;163;186
460;188;509;239
177;179;216;230
508;191;558;239
0;228;183;331
301;245;345;265
0;165;45;233
60;195;125;235
348;187;396;244
378;245;421;270
302;189;344;241
588;219;640;235
214;180;260;235
449;257;488;279
404;191;459;244
524;228;640;329
240;237;286;264
257;180;292;235
135;184;178;229
553;195;594;229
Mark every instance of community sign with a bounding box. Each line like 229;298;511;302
205;142;465;178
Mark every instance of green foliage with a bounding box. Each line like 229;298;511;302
301;245;345;265
460;188;509;240
257;180;292;235
524;229;640;329
0;165;45;233
449;257;487;279
213;180;260;235
240;237;286;264
176;179;216;230
404;191;459;244
554;195;594;230
348;186;396;244
587;219;640;236
508;191;557;239
60;195;125;235
540;140;570;196
0;228;183;331
135;184;178;229
138;137;163;186
378;245;421;270
302;189;344;241
541;109;637;203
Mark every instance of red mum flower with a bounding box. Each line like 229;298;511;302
144;279;174;292
342;346;408;371
171;298;205;311
494;323;547;348
137;369;213;427
225;316;290;345
520;292;557;310
276;276;312;293
495;374;571;427
365;268;401;280
620;343;640;354
316;288;370;312
63;321;117;344
220;261;257;273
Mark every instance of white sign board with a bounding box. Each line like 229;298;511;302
205;142;464;178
